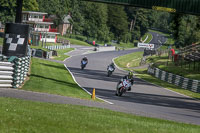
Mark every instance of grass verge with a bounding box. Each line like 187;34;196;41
21;58;92;100
0;97;199;133
52;48;74;61
114;51;143;68
58;36;91;46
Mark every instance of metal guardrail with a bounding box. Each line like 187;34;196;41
147;65;200;93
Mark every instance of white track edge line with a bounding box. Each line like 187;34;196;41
64;55;113;104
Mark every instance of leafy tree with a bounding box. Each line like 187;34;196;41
69;0;85;35
82;2;109;42
107;5;129;42
171;14;200;47
125;7;149;42
23;0;39;11
0;0;16;23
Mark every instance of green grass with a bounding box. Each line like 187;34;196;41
141;33;153;43
38;41;62;46
141;34;148;41
53;48;74;61
145;33;153;43
58;36;90;46
147;55;200;80
21;58;92;100
114;52;143;68
0;97;200;133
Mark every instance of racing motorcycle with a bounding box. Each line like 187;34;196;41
107;66;115;77
81;60;87;70
116;79;131;96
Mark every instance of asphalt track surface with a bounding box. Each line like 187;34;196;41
0;33;200;125
64;34;200;125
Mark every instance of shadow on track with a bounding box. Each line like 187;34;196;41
67;67;158;87
84;87;200;113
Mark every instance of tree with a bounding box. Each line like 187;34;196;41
0;0;16;23
23;0;39;11
81;2;109;42
107;5;129;42
70;0;85;35
125;7;149;42
171;14;200;47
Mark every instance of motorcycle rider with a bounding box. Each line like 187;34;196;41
122;71;134;91
81;56;88;64
107;62;115;71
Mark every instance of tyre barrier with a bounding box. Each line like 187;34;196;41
12;56;31;88
0;55;31;88
147;65;200;93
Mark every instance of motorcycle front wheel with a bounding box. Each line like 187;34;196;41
116;87;124;96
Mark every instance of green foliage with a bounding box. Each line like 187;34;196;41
0;0;16;23
0;0;39;23
125;7;150;41
23;0;39;11
108;5;129;42
171;14;200;47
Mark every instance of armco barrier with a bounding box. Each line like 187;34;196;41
147;65;200;93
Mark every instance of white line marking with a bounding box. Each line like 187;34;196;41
63;50;114;104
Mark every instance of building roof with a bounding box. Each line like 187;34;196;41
62;15;72;24
22;11;48;15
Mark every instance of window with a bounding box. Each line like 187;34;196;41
40;25;44;28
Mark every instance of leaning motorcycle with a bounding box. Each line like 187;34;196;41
107;66;114;77
81;60;87;70
116;79;131;96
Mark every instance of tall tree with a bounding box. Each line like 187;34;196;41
23;0;39;11
0;0;16;23
82;2;109;42
125;7;149;41
171;14;200;47
70;0;85;35
107;4;129;42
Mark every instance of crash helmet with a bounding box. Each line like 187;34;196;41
128;71;133;78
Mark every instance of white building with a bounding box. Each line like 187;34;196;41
22;11;59;44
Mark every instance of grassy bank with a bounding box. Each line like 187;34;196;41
21;58;92;100
142;33;153;43
1;97;199;133
58;36;90;46
147;55;200;80
114;52;143;68
53;48;74;61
